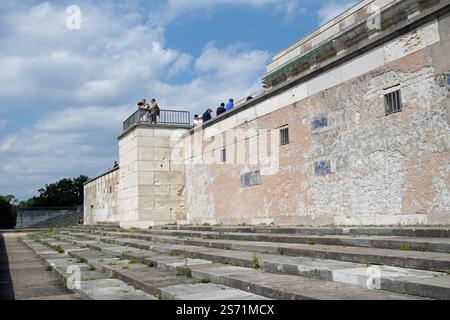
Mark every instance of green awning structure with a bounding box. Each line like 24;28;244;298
263;39;335;85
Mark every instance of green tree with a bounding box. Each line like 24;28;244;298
19;175;89;208
0;195;17;229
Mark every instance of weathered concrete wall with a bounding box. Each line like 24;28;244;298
16;208;81;229
118;126;187;229
84;168;119;225
183;18;450;226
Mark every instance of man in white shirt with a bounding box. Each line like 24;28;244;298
193;114;203;127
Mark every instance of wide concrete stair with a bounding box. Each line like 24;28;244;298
27;224;449;300
26;232;414;300
21;232;269;300
21;237;156;300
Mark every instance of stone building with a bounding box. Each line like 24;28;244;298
84;0;450;228
84;167;119;225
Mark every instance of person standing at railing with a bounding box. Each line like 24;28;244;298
137;99;150;122
193;114;203;127
149;98;160;123
202;108;213;123
225;98;234;111
217;103;226;116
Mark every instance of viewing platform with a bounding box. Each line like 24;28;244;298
122;109;191;135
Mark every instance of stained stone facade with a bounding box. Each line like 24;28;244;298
84;0;450;228
83;167;119;225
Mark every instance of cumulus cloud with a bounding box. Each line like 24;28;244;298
0;0;271;199
1;0;357;199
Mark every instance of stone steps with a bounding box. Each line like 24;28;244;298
78;225;450;238
25;234;269;300
160;226;450;238
68;248;267;300
65;228;450;273
58;230;450;299
109;228;450;253
21;239;156;300
51;233;423;300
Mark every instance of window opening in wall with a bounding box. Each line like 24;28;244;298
280;127;289;145
385;89;402;115
220;148;226;163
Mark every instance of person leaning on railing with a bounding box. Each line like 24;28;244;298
137;99;150;122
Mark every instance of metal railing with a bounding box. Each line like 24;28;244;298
123;109;191;131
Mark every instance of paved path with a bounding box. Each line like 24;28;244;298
0;232;81;300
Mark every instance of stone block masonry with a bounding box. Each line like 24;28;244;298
117;127;188;229
84;167;119;225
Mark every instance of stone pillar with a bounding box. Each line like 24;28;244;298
118;125;187;229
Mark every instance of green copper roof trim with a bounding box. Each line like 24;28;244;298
263;40;335;83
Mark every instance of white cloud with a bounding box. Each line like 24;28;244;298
317;0;357;25
168;53;193;77
0;1;271;199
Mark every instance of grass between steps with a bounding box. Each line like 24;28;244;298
252;254;260;269
400;244;412;251
196;278;211;284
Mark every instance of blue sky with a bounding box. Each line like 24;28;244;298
0;0;357;200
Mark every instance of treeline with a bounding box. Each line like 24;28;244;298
0;175;89;229
0;195;17;229
18;176;89;208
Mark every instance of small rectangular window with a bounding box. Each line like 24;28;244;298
220;148;226;163
385;90;402;115
280;127;289;145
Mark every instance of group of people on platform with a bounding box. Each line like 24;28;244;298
193;98;235;127
137;98;160;123
135;96;244;127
